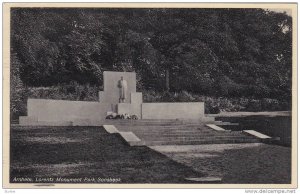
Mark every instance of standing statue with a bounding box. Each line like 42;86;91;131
117;76;128;103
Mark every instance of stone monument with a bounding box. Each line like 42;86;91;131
118;76;128;103
99;71;137;104
19;71;209;126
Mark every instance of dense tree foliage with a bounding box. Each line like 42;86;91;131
11;8;292;102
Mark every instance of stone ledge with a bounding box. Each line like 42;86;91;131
103;125;119;134
243;130;271;139
119;132;143;146
206;124;227;131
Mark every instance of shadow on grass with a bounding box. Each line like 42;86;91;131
150;143;291;184
218;116;291;146
221;144;291;184
10;126;203;183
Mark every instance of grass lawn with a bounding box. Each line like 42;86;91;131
151;143;291;184
10;125;291;184
10;126;203;184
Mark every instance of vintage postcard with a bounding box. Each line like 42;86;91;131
2;2;298;189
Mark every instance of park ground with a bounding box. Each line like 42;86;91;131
10;126;291;184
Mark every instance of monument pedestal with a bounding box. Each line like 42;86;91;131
117;103;142;119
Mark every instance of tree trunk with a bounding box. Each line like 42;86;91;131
165;69;170;92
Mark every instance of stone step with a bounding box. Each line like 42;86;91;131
115;125;216;130
136;131;250;136
114;126;205;130
142;138;261;146
103;120;187;124
133;130;246;135
117;129;245;136
109;123;206;126
132;131;244;136
115;124;203;127
138;136;258;141
125;131;222;136
116;126;202;130
206;124;226;131
103;118;215;125
108;121;263;146
243;130;271;139
118;126;216;130
216;122;239;126
117;128;212;133
106;118;214;122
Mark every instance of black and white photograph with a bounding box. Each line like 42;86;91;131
3;3;297;189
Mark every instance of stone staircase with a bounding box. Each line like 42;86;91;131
107;119;261;146
103;117;216;125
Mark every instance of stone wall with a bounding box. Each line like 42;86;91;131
22;99;112;124
141;102;205;120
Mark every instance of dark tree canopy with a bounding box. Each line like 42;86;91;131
11;8;292;100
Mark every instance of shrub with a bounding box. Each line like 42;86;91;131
261;98;280;111
142;90;289;113
26;82;99;101
174;91;196;102
142;90;162;102
205;102;221;114
245;99;262;112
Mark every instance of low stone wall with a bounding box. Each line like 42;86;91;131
22;99;113;125
141;102;205;120
20;99;206;126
